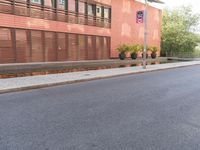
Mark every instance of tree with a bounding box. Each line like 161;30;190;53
161;6;200;56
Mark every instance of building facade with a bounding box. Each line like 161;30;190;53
0;0;161;64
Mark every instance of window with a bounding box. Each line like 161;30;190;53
0;28;14;63
87;4;95;25
78;1;85;24
16;29;30;63
87;4;95;16
79;1;85;14
96;6;102;17
30;0;43;18
58;0;65;5
104;7;110;19
0;0;12;13
44;0;56;20
14;0;28;16
57;0;65;10
68;0;76;12
57;0;66;21
96;5;102;26
31;0;41;4
104;7;111;27
44;0;56;7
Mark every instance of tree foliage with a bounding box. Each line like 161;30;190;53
161;6;200;55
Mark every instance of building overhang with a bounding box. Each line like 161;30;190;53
135;0;165;10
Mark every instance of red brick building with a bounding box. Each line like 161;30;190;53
0;0;161;64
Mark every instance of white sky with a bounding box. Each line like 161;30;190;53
159;0;200;32
139;0;200;32
162;0;199;13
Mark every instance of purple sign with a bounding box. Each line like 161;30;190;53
136;11;144;23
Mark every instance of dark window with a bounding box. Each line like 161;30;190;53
0;28;14;63
79;35;86;60
31;31;44;62
102;37;110;59
16;29;30;63
57;33;68;61
96;36;103;60
68;34;78;61
87;35;95;60
45;32;57;61
0;28;111;64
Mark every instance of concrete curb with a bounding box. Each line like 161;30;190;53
0;58;167;74
0;61;200;94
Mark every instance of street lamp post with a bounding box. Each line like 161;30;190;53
143;0;148;69
142;0;164;69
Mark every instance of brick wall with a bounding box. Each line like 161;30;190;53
110;0;162;58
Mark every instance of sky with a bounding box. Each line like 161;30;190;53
138;0;200;32
162;0;199;13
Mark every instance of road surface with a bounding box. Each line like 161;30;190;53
1;65;200;150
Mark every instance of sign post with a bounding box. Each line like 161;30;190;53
143;0;147;69
136;0;164;69
136;9;146;69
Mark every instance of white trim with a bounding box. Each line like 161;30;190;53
135;0;164;10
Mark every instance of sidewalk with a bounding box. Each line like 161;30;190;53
0;61;200;94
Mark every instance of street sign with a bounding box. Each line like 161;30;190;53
136;11;144;23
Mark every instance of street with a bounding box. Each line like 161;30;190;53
1;65;200;150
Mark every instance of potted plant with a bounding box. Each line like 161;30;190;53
150;46;158;59
130;44;141;60
116;44;129;60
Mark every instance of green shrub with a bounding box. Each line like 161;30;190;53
149;46;158;54
130;44;143;53
116;44;130;54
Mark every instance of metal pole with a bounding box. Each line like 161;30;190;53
143;0;147;69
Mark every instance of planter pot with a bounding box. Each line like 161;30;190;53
151;53;157;59
131;53;137;60
119;53;126;60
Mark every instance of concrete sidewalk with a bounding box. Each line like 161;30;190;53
0;61;200;94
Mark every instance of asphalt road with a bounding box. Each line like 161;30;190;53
1;65;200;150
